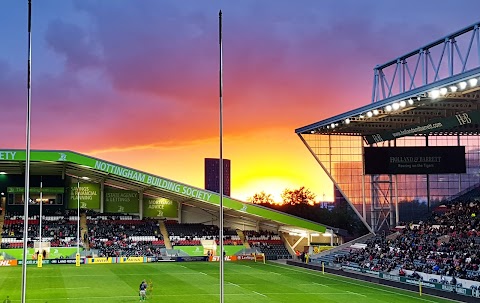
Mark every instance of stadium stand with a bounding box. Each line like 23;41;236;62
86;214;165;257
333;200;480;282
245;230;292;260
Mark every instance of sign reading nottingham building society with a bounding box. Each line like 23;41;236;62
104;188;139;213
143;197;178;218
68;183;100;209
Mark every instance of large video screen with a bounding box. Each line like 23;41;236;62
364;146;466;175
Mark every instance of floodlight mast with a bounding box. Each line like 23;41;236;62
21;0;33;302
218;9;225;303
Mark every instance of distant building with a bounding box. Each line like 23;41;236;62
204;158;231;196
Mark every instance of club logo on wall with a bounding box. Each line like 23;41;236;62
58;153;67;161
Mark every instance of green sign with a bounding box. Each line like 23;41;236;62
0;150;327;232
68;183;100;209
7;187;64;194
104;188;139;213
143;197;178;218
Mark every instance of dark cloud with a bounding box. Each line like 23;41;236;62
45;19;101;71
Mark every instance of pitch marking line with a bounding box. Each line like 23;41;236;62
44;287;90;290
253;291;267;297
199;271;208;275
347;290;367;297
265;263;441;303
312;282;328;287
228;282;240;287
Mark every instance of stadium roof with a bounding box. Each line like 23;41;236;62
296;21;480;145
0;149;331;234
296;67;480;144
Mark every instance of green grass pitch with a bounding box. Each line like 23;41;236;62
0;262;455;302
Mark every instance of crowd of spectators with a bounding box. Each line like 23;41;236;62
1;209;291;259
87;218;164;257
1;210;80;249
166;223;242;246
334;200;480;282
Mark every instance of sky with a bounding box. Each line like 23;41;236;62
1;0;480;203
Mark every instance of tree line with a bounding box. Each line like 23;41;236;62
248;187;368;236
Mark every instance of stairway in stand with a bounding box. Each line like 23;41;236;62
236;229;250;249
80;212;89;250
158;220;172;249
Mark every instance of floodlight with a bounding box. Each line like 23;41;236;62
468;78;478;87
439;87;448;96
359;114;365;118
0;172;6;175
392;103;400;110
399;100;406;108
81;176;90;180
385;105;392;112
408;98;414;105
458;81;467;90
345;118;350;124
330;123;335;129
430;89;440;99
373;109;379;115
366;111;373;117
449;86;458;92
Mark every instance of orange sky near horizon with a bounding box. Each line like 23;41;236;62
88;127;334;203
1;1;479;205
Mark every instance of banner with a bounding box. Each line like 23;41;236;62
0;260;17;266
143;197;178;218
209;256;238;262
7;187;64;194
364;146;466;175
104;188;139;213
68;183;100;209
340;266;474;297
364;110;480;144
86;257;113;264
18;259;51;265
119;256;145;263
50;258;85;265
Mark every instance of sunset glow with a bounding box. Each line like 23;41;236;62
1;1;479;203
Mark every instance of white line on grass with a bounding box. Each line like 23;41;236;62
265;263;443;303
43;287;90;290
198;271;208;275
20;292;378;301
312;282;328;287
179;265;187;269
228;282;240;287
347;290;367;297
252;291;267;297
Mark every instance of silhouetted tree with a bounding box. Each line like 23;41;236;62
281;186;316;205
247;191;275;204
